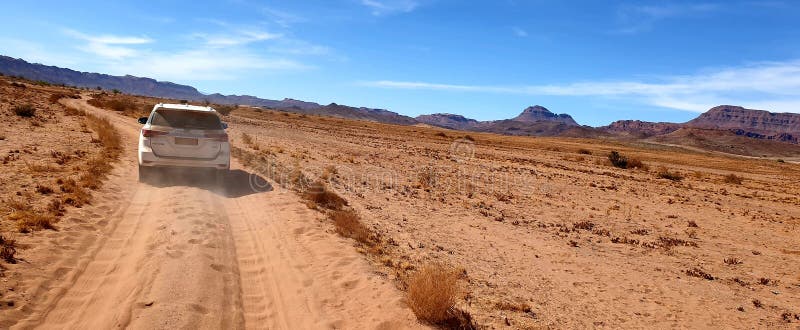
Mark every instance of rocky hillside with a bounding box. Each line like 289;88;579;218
602;120;682;138
512;105;578;126
295;103;417;125
685;105;800;143
416;105;591;137
414;113;479;130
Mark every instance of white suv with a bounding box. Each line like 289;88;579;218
137;103;230;183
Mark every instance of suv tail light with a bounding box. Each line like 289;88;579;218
204;133;229;142
142;129;169;138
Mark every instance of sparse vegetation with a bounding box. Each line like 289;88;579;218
214;104;237;116
724;257;742;265
240;132;254;146
608;150;646;169
407;263;462;324
417;167;436;189
685;268;715;280
656;167;684;181
13;104;36;117
434;132;447;138
0;235;17;263
9;210;56;233
723;174;744;185
329;209;374;246
577;148;592;155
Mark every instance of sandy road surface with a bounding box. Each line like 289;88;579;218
7;99;421;329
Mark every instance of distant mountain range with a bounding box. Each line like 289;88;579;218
0;55;416;125
2;55;800;155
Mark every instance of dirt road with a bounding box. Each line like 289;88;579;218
6;99;421;329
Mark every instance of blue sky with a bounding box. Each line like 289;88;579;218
2;0;800;126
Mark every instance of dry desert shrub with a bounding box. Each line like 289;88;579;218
214;104;237;116
608;151;646;170
328;210;372;246
658;236;697;248
0;235;17;263
723;173;744;185
685;267;715;280
407;263;462;324
724;257;743;265
577;148;592;155
434;132;447;138
48;92;79;104
13;104;36;117
241;132;253;145
321;165;337;180
417;167;436;189
656;167;684;181
9;210;56;233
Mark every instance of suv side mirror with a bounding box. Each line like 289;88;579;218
138;117;148;124
221;122;228;129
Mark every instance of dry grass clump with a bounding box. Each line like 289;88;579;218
407;263;462;324
0;235;17;263
240;132;255;146
723;173;744;185
87;94;152;118
329;210;373;246
608;151;646;170
658;236;697;248
60;178;91;207
724;257;743;265
685;267;715;280
214;104;237;116
434;132;447;138
577;148;592;155
656;167;684;181
13;104;36;117
8;211;56;233
417;167;436;189
321;165;338;180
48;92;80;104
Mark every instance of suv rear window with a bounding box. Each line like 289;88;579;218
150;109;222;129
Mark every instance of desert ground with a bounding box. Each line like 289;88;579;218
1;78;799;329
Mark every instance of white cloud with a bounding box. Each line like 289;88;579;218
63;29;152;59
614;3;720;34
261;7;306;27
115;49;309;81
364;59;800;113
512;27;528;37
192;29;282;47
360;0;419;16
60;27;312;81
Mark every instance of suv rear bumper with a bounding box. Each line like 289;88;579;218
138;144;230;169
